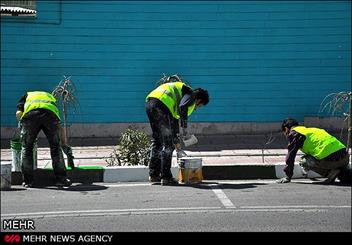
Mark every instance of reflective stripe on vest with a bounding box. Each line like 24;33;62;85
146;82;195;119
292;126;346;160
21;91;60;120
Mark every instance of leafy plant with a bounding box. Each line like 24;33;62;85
106;127;150;166
52;76;79;144
52;76;79;169
261;131;275;163
320;92;350;118
156;73;189;87
319;91;351;150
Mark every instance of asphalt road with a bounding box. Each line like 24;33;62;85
1;180;351;232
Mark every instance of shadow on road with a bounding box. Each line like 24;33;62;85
1;187;27;192
179;181;268;190
12;183;110;191
219;183;268;189
62;184;109;191
294;181;352;187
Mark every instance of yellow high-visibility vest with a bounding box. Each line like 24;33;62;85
146;82;195;119
292;126;346;160
21;91;60;120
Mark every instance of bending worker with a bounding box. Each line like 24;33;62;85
16;91;72;188
278;118;349;184
145;75;209;185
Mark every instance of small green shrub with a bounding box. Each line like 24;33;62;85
106;127;150;166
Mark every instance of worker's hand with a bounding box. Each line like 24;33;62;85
16;110;23;121
276;177;291;184
175;143;182;151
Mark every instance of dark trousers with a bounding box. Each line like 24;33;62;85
20;109;66;183
299;152;349;177
146;99;178;179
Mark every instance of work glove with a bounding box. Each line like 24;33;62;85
16;110;23;121
276;177;291;184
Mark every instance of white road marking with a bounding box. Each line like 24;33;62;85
209;184;235;208
0;207;221;218
4;180;349;219
240;205;352;209
2;205;349;219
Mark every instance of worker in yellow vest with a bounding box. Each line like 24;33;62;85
145;75;209;185
16;91;72;188
278;118;349;184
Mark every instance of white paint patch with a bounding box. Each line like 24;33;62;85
103;166;179;182
103;183;151;188
210;184;235;208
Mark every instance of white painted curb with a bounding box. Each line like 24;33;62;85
274;163;321;179
103;166;179;182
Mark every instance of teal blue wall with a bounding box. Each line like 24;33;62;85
1;1;351;126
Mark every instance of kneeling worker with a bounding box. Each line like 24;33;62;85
16;91;72;188
278;118;349;184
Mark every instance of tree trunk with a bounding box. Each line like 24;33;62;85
62;100;68;145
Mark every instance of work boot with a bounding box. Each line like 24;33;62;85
161;177;178;186
149;176;161;184
55;178;72;187
22;182;33;188
323;169;341;184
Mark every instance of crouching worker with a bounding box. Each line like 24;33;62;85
278;118;349;184
16;91;72;188
145;75;209;185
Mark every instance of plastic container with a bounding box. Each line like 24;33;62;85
1;162;12;190
10;138;37;172
178;157;203;184
182;135;198;147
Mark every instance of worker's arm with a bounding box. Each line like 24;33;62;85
15;93;27;120
284;130;305;179
179;85;195;130
171;117;180;144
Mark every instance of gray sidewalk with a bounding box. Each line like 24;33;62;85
1;146;295;167
0;132;295;168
